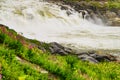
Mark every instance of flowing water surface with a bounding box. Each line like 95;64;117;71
0;0;120;53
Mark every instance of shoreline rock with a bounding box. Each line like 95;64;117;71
49;42;73;55
47;42;117;63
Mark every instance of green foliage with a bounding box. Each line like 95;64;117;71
0;33;5;43
0;27;120;80
64;0;120;9
106;1;120;9
0;32;24;53
0;46;49;80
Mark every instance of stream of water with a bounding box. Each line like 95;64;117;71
0;0;120;52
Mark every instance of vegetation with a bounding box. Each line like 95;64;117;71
0;25;120;80
63;0;120;10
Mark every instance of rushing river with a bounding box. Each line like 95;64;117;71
0;0;120;52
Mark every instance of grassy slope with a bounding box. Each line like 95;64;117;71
0;25;120;80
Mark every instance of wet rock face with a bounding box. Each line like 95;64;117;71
49;42;73;55
103;11;120;26
77;52;116;63
61;1;120;26
78;53;99;63
66;11;72;16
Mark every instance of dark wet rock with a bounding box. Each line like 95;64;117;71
78;54;99;63
49;42;73;55
66;10;72;16
60;5;69;10
77;51;117;63
90;53;110;62
60;5;72;16
107;54;117;61
78;10;88;19
61;6;68;10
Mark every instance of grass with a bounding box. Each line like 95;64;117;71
0;46;49;80
0;25;120;80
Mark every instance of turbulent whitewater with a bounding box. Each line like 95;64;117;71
0;0;120;51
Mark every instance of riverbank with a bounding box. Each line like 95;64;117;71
0;24;120;80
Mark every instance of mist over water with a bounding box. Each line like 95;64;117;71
0;0;120;51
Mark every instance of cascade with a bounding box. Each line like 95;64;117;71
0;0;120;51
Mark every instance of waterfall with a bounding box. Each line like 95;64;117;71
0;0;120;51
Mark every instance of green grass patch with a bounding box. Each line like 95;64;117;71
0;26;120;80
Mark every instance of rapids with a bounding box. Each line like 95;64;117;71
0;0;120;51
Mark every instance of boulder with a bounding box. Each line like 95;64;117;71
77;51;116;63
89;53;110;62
78;53;99;63
49;42;73;55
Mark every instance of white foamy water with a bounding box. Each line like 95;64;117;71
0;0;120;51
